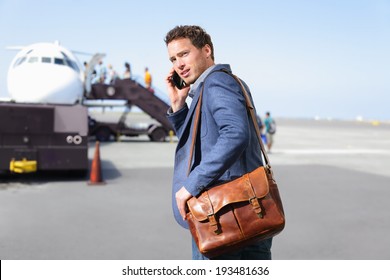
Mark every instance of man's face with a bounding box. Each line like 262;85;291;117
168;38;213;85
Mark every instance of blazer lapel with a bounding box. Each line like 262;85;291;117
184;88;201;130
176;86;202;149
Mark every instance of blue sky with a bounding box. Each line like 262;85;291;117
1;0;389;120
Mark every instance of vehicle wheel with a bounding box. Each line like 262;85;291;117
95;127;112;142
88;116;97;127
149;127;167;142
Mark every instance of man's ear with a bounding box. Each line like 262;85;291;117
203;44;212;58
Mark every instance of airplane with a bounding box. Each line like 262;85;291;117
3;41;175;144
0;42;106;174
1;42;172;172
6;41;104;104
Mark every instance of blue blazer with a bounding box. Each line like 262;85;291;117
167;64;264;228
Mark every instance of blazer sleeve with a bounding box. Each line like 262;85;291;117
166;104;188;139
183;72;250;197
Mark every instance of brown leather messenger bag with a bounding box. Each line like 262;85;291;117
185;70;286;258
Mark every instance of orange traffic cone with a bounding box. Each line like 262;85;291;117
88;141;106;185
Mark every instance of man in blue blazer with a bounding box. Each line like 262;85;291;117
164;25;272;260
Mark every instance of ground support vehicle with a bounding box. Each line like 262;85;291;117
0;102;88;174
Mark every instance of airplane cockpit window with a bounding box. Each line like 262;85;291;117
65;59;80;73
42;57;52;63
13;56;27;68
61;51;69;59
60;51;80;72
12;54;80;72
54;58;65;65
28;57;39;63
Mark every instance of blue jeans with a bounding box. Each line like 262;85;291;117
192;237;273;260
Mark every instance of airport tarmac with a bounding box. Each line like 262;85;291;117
1;116;389;260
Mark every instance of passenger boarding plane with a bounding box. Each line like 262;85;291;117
6;41;104;104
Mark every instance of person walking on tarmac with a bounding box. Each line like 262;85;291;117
264;111;276;153
164;25;272;260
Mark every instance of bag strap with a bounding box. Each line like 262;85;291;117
187;69;271;175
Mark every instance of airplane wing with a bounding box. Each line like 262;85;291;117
5;46;25;50
0;97;13;102
82;100;128;107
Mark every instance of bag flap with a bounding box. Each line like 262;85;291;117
187;166;269;221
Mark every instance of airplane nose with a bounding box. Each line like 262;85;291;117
8;65;83;104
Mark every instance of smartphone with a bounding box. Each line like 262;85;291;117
171;71;186;89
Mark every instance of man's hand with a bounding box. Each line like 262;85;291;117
165;68;190;112
175;186;193;220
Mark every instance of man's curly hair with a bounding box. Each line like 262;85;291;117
164;25;214;61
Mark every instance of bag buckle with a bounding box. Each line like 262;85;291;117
207;214;221;235
249;197;263;218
